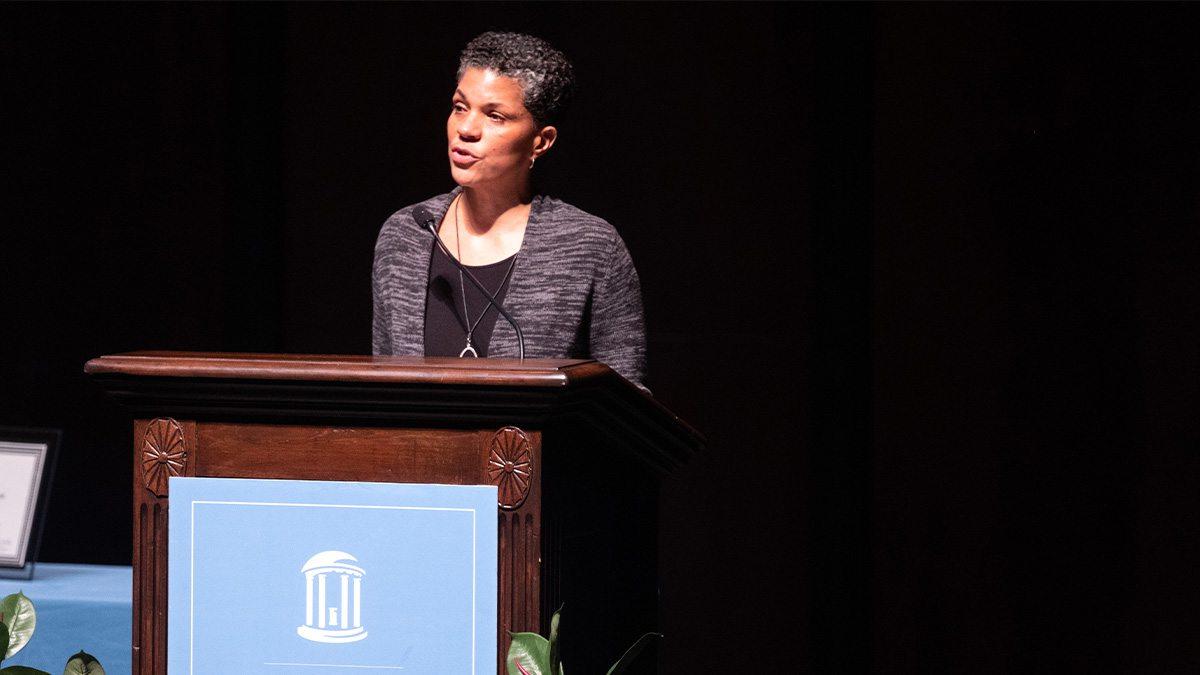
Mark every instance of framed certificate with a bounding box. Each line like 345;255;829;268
0;427;59;572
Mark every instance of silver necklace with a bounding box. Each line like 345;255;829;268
454;194;518;358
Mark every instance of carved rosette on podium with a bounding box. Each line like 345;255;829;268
86;352;701;674
488;426;533;509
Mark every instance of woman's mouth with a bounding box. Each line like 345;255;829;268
450;147;480;166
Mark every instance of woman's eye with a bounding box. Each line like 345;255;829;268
489;113;504;121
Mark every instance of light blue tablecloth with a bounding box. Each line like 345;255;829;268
0;563;131;674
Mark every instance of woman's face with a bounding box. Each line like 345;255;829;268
447;67;548;189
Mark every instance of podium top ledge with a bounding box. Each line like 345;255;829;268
85;351;703;467
84;351;607;388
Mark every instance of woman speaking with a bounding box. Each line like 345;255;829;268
372;31;647;387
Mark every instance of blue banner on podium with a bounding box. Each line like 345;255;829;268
168;477;497;674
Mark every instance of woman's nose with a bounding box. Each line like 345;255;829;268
457;113;481;140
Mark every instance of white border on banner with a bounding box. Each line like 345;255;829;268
189;500;478;674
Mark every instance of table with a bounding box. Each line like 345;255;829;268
0;563;131;674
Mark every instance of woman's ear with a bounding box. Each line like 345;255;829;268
533;126;558;159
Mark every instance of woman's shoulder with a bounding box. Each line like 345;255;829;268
375;190;456;256
380;191;455;232
535;195;626;249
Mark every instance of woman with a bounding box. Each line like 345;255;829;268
372;31;647;387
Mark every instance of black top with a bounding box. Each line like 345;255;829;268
423;242;516;357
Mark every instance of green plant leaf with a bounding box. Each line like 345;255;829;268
605;632;663;675
63;651;105;675
0;622;9;666
0;666;53;675
0;593;36;660
547;607;562;675
505;631;550;675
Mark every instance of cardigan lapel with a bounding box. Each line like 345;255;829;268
487;193;545;358
393;189;458;356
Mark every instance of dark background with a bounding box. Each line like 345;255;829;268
3;2;1198;671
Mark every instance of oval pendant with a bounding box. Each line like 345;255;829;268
459;344;479;358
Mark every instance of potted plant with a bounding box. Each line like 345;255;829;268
506;607;660;675
0;592;105;675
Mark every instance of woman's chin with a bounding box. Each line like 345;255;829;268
449;167;495;189
449;165;478;184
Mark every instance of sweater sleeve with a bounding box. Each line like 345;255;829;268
372;265;391;355
589;235;647;388
371;229;395;356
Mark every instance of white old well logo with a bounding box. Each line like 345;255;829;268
297;551;368;643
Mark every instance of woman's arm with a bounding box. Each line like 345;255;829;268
589;236;647;388
372;257;393;355
372;265;391;355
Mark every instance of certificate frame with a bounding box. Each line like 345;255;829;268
0;427;60;575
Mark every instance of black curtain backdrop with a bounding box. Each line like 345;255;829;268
3;3;1198;671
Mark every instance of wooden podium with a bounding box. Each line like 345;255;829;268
85;352;701;674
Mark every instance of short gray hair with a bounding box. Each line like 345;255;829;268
457;31;576;128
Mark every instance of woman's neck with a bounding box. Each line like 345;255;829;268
458;182;532;236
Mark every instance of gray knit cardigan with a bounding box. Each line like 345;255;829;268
372;186;647;386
